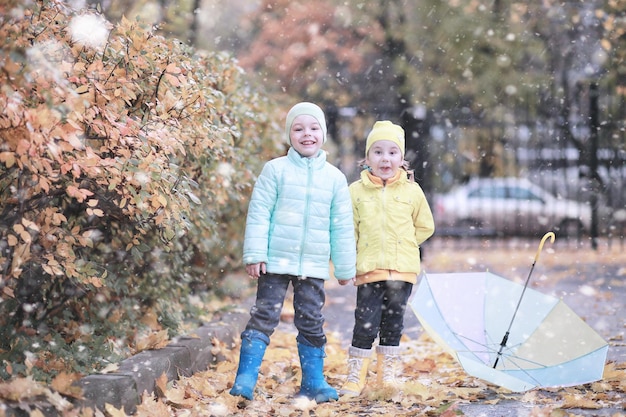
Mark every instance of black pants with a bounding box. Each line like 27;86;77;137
245;273;327;347
351;281;413;349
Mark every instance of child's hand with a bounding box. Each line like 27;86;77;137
338;278;356;286
246;262;266;279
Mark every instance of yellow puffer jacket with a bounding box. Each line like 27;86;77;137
349;169;435;285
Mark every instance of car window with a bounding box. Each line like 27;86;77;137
508;186;544;202
468;185;507;199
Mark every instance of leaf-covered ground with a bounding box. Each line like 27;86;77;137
140;240;626;416
129;329;625;417
128;239;626;416
1;326;624;416
1;240;625;416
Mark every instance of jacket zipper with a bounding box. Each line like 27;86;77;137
381;184;386;267
299;159;312;277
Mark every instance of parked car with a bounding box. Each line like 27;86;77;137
433;177;592;237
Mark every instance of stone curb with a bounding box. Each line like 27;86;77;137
77;310;249;414
3;310;249;417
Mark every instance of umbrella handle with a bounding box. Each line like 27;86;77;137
534;232;555;263
494;231;555;369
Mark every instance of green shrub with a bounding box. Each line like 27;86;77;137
0;0;281;382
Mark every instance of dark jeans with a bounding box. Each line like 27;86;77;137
351;280;413;349
245;273;327;347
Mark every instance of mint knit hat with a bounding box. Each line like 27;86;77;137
285;102;327;144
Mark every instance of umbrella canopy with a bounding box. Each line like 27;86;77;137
410;271;609;392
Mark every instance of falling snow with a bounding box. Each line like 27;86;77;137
69;14;110;49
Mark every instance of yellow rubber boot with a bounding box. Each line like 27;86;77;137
339;346;372;396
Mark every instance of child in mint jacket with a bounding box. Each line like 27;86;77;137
230;102;356;403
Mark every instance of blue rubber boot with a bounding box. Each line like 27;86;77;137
297;342;338;403
229;329;269;400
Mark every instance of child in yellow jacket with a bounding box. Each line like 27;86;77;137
340;120;435;396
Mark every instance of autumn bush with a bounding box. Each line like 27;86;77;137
0;0;282;382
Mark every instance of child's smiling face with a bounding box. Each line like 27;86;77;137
289;115;324;158
365;140;403;180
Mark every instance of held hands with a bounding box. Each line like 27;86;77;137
338;277;356;286
246;262;266;279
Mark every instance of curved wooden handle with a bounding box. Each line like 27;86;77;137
534;231;555;263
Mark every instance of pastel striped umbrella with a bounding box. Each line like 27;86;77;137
410;234;608;392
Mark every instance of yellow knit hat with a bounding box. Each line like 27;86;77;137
365;121;405;156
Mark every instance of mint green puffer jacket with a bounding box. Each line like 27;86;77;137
243;147;356;281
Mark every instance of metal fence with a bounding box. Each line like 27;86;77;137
331;82;626;251
421;82;626;251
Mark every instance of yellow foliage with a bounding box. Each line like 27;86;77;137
0;377;47;402
134;330;170;353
